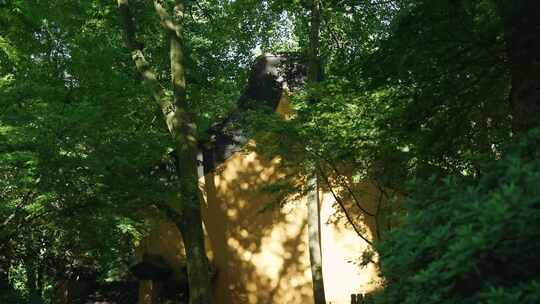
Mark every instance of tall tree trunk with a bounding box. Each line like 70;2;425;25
308;0;322;83
307;175;326;304
117;1;212;303
169;3;212;303
25;256;42;304
306;1;326;304
495;0;540;133
0;254;10;291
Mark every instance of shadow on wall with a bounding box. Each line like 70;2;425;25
318;180;383;302
135;149;384;304
134;54;384;303
201;150;313;304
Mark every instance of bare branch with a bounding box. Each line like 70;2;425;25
117;0;143;50
1;190;34;228
153;0;177;33
117;0;176;132
309;149;376;217
318;166;373;246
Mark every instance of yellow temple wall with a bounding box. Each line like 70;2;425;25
137;96;382;304
138;150;381;304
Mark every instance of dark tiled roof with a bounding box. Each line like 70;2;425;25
201;53;307;173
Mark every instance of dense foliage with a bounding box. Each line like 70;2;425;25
245;1;540;303
0;0;276;302
375;129;540;304
1;0;539;303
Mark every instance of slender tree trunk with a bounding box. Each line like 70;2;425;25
0;255;10;291
495;0;540;133
308;0;322;83
117;1;212;303
306;1;326;304
25;256;42;304
36;260;44;299
169;3;212;303
307;175;326;304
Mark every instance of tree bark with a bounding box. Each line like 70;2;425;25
306;1;326;304
496;0;540;133
307;175;326;304
168;3;212;303
308;0;322;83
0;254;10;291
25;256;43;304
117;1;212;303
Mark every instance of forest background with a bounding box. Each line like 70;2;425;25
1;0;539;303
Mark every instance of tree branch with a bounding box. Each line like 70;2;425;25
309;149;376;217
318;166;373;246
153;0;177;33
1;190;34;228
117;0;176;132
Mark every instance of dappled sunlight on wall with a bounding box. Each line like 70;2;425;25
136;220;185;276
320;190;380;304
136;147;383;303
136;95;384;304
201;150;313;304
136;215;188;303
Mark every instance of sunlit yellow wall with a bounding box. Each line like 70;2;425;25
319;183;382;303
137;217;186;304
137;96;382;304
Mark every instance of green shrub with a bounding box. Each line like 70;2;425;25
375;129;540;304
0;289;26;304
